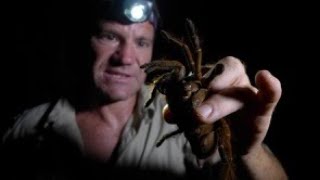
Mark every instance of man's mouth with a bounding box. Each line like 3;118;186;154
107;70;130;77
103;70;133;82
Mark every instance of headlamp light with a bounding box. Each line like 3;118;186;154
123;0;153;23
97;0;159;28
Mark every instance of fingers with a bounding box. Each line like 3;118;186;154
208;56;251;92
255;70;282;116
196;87;257;124
163;56;251;124
163;56;282;131
163;88;253;124
196;69;281;126
197;56;256;123
234;70;282;152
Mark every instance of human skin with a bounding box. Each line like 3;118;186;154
91;21;155;103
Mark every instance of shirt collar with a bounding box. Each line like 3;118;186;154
135;84;157;124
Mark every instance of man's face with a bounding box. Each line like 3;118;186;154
91;21;154;102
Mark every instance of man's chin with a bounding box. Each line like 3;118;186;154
102;88;137;102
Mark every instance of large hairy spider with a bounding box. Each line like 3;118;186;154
141;19;235;180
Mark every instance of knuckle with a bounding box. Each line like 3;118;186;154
221;56;246;71
222;56;241;64
219;56;247;82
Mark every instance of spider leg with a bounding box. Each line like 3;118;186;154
185;19;202;80
141;60;186;80
156;129;183;147
201;63;225;87
145;72;174;107
145;84;159;108
161;30;196;75
216;119;236;180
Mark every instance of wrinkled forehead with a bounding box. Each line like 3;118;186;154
98;20;155;40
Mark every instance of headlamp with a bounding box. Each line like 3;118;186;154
123;0;153;23
97;0;159;28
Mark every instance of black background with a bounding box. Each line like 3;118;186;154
3;0;318;179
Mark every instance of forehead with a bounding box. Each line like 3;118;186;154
99;21;155;39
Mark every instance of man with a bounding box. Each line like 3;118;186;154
2;0;287;179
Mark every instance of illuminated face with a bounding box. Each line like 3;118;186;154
91;21;154;102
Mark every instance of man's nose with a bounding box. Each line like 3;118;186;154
114;43;136;65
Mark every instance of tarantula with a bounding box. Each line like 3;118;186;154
141;19;235;180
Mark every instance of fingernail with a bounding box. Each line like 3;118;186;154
197;104;212;119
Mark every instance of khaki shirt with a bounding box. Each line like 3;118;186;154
3;86;220;179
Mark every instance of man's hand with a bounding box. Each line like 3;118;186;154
195;56;282;155
193;56;286;179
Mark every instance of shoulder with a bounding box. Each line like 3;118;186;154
2;99;74;142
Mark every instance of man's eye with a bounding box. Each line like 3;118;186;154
137;39;151;48
99;33;118;42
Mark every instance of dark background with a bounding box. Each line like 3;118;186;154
3;0;317;179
